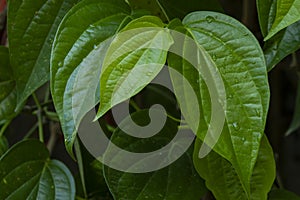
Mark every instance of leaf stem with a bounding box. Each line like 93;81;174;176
155;0;170;22
129;100;141;111
74;138;88;199
23;122;39;139
32;93;44;142
0;120;11;137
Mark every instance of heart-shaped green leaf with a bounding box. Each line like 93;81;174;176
0;140;75;200
50;0;131;156
193;135;275;200
264;0;300;40
104;110;207;200
0;46;17;125
7;0;78;109
96;16;174;118
168;11;270;197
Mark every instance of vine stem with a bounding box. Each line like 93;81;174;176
32;93;44;142
0;120;11;137
155;0;170;22
74;138;88;199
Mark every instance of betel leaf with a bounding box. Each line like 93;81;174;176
168;11;269;197
286;80;300;136
0;140;75;200
103;110;207;200
256;0;277;37
7;0;78;109
193;135;275;200
268;189;300;200
264;20;300;71
264;0;300;40
96;16;174;118
50;0;131;156
0;46;17;125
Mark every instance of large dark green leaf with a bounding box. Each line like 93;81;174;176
96;16;174;118
193;135;275;200
104;110;207;200
50;0;131;156
168;11;269;196
7;0;78;109
0;140;75;199
264;0;300;40
268;189;300;200
0;46;17;125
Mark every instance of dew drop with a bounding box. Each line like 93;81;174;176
205;16;215;23
93;44;97;49
232;122;240;131
3;178;7;184
146;72;152;76
242;137;246;142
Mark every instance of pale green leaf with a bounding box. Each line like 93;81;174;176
96;16;174;118
0;140;75;200
265;0;300;40
193;135;275;200
50;0;131;156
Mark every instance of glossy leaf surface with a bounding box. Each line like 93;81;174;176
97;16;173;118
8;0;78;109
51;0;131;155
168;11;269;196
264;0;300;40
0;140;75;200
193;136;275;200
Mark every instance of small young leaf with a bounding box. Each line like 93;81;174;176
51;0;131;156
7;0;78;109
193;135;275;200
104;110;207;200
0;46;17;125
0;140;75;200
264;0;300;40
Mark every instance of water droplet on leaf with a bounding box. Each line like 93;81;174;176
206;16;215;23
232;122;240;131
